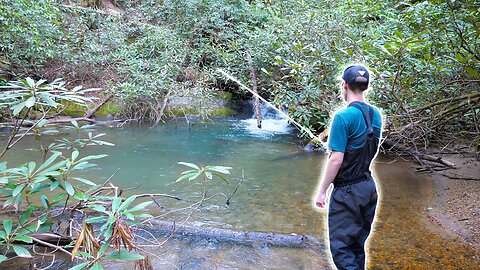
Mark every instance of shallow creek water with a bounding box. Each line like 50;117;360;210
1;120;479;269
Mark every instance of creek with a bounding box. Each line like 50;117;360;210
1;109;479;269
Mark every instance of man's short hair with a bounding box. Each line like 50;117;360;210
342;64;370;92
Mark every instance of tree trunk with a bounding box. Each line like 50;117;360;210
247;51;262;129
84;94;114;119
142;220;323;251
152;90;172;127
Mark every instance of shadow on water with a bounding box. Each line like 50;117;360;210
1;120;479;269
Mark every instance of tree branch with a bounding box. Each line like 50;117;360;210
410;92;480;113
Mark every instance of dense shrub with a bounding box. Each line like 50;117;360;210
0;0;63;72
1;0;478;140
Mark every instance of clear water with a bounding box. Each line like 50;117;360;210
1;119;479;269
2;120;322;234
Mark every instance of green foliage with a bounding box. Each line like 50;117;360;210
0;0;63;70
176;162;232;184
105;249;144;260
0;78;97;117
86;195;153;238
101;22;185;102
0;218;35;260
1;0;478;136
0;77;235;267
0;78;148;265
59;8;191;119
213;0;480;135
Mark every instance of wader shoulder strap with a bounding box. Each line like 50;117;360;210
348;102;374;145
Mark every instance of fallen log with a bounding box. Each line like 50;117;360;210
47;116;126;126
420;153;456;168
409;92;480;114
84;94;114;119
1;94;116;128
383;138;456;168
140;220;324;252
316;129;456;169
439;173;480;181
59;3;123;15
28;233;72;245
0;117;125;127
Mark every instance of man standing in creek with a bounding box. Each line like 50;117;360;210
314;64;383;270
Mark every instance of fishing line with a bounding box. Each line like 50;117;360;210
218;69;325;148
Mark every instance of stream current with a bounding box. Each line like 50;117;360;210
1;118;479;269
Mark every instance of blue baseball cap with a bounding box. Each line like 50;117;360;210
342;64;369;85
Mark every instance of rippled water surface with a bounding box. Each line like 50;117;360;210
1;120;479;269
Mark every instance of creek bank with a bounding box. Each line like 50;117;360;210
424;152;480;250
57;91;238;122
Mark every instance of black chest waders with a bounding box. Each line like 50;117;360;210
328;102;380;270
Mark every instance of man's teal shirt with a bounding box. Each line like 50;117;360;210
327;103;382;153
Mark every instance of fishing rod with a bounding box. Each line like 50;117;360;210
217;69;326;148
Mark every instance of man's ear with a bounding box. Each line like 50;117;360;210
342;82;348;99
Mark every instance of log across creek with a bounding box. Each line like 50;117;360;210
140;220;324;252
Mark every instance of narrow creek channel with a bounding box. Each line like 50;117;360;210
1;120;479;269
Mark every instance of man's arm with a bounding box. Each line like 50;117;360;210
315;151;344;208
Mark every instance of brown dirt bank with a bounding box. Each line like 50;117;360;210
425;154;480;251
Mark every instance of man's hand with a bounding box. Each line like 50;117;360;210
314;151;344;209
315;191;327;208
